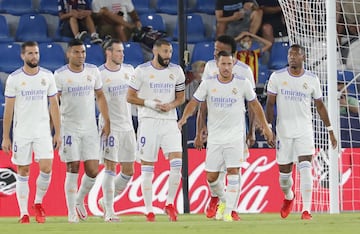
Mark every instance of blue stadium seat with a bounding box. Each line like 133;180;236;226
0;0;35;16
337;70;357;95
258;65;271;84
195;0;216;14
123;42;145;67
268;41;289;70
140;13;166;32
39;0;59;15
0;15;14;43
39;43;66;72
133;0;155;14
191;41;214;64
173;14;207;43
85;44;105;66
16;14;52;43
156;0;193;14
170;42;179;64
0;43;22;74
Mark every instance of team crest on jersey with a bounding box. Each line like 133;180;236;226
169;74;175;80
130;75;136;82
41;79;46;86
232;88;238;95
303;82;308;89
21;81;26;86
149;74;155;79
105;148;110;154
211;88;217;93
66;79;72;83
282;81;288;86
87;76;92;82
105;78;111;83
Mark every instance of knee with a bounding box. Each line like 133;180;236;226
66;161;80;173
206;172;219;183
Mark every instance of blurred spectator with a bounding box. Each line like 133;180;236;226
337;1;360;41
92;0;142;42
257;0;287;43
58;0;102;44
185;60;206;102
215;0;263;38
338;81;359;115
235;31;272;84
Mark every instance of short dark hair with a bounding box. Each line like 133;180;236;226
216;35;237;54
153;38;171;48
68;39;84;48
290;44;305;55
104;38;122;51
21;41;38;53
216;50;233;61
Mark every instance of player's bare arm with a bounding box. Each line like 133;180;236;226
314;99;338;149
1;97;15;154
178;98;199;130
158;90;185;112
96;89;110;138
49;95;62;150
127;87;161;111
194;101;207;150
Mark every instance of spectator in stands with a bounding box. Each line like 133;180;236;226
337;2;360;42
338;81;359;115
185;60;206;102
215;0;263;38
235;31;272;84
257;0;287;43
92;0;142;42
58;0;103;44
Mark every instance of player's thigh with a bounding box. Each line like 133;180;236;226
11;138;33;166
136;118;160;162
160;120;182;158
205;143;225;172
276;136;295;165
224;139;244;169
294;134;315;157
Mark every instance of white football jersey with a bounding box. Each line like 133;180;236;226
193;75;256;144
5;67;57;139
98;64;134;132
54;63;102;133
202;59;255;89
129;62;186;120
267;68;323;138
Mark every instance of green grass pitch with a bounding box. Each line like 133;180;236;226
1;213;359;234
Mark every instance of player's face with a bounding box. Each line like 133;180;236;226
288;47;305;69
22;46;39;68
67;45;86;67
110;43;124;65
214;41;232;59
156;44;172;67
217;55;233;79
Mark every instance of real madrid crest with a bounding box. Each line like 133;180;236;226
232;88;238;95
41;79;46;86
105;148;110;154
169;74;174;80
303;82;308;89
87;75;92;82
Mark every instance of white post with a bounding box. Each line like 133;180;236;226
326;0;340;214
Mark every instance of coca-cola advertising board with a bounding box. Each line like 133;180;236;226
0;148;359;216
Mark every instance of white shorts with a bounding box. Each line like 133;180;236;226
59;128;100;163
100;130;136;163
11;136;54;166
205;138;245;172
276;134;315;165
137;118;182;162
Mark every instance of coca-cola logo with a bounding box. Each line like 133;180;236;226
0;167;17;197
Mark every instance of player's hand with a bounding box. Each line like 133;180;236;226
144;99;161;111
262;126;275;148
329;131;338;149
101;120;111;138
177;118;187;130
158;103;174;112
53;132;62;151
193;134;204;150
1;137;12;155
246;132;255;147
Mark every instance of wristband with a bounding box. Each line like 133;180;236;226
268;123;272;129
326;126;333;131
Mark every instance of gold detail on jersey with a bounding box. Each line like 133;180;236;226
21;81;26;86
149;74;155;79
232;88;238;95
211;88;217;93
66;79;72;83
41;79;46;86
303;82;308;89
125;73;129;80
282;81;288;86
169;74;175;80
87;76;92;82
63;147;67;154
105;78;111;83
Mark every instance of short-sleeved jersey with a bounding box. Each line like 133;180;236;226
5;67;57;139
98;63;134;132
202;59;255;89
92;0;134;21
193;75;256;144
129;61;186;120
54;63;102;133
58;0;92;14
215;0;252;17
267;68;323;138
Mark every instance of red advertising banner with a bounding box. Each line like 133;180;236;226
0;148;359;216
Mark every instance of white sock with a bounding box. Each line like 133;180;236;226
299;161;313;212
141;165;154;213
208;171;225;197
65;172;78;214
76;174;96;205
225;174;240;215
233;173;241;210
279;172;294;200
166;158;182;205
208;176;226;203
114;172;132;197
102;170;116;215
34;171;51;204
16;175;29;217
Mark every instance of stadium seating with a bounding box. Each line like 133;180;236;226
133;0;155;14
191;41;214;64
0;43;22;74
173;14;207;43
170;42;180;64
268;41;290;70
258;65;271;84
156;0;179;14
16;14;52;43
123;42;145;67
39;0;59;15
0;15;13;43
0;0;35;15
195;0;216;14
337;70;357;95
85;44;105;66
39;43;66;72
140;13;166;32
